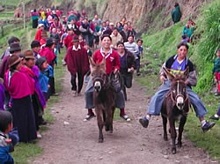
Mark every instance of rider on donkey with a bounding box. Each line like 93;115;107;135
84;34;131;122
139;42;215;132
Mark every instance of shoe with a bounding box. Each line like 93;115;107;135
37;132;42;139
209;115;219;121
120;114;131;122
39;117;47;125
39;120;47;125
139;117;149;128
201;121;215;132
83;114;95;122
214;92;220;96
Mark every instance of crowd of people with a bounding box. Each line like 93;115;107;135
0;6;145;162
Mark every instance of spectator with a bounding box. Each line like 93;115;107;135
31;9;39;28
136;38;144;76
110;28;123;49
182;19;196;42
64;36;90;95
0;110;19;163
4;55;37;142
212;49;220;96
117;41;135;101
171;2;182;24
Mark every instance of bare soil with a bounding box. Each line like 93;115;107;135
32;70;217;164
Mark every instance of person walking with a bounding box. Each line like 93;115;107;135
64;36;90;95
139;42;215;132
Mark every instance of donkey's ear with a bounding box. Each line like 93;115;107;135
100;58;106;69
163;67;174;80
89;57;95;67
183;67;189;77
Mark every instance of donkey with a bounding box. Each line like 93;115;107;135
90;58;116;143
161;68;190;154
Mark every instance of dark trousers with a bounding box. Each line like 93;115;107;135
32;94;41;131
71;72;84;93
32;19;38;28
136;58;141;73
12;96;37;142
121;73;133;101
48;77;56;95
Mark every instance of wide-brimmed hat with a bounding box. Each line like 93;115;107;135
9;43;21;53
31;40;41;48
24;50;35;60
8;36;20;45
8;55;22;68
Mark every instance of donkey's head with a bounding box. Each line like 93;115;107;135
89;57;107;92
164;67;189;110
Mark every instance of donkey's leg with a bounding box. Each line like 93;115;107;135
162;115;168;141
169;118;177;154
95;107;104;143
109;107;115;133
177;115;187;148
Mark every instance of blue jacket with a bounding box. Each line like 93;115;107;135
0;146;14;164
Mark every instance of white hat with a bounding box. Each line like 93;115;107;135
109;22;114;26
38;24;44;28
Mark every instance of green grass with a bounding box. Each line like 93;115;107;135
12;143;42;164
0;0;32;7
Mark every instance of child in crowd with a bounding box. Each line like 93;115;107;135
43;62;55;97
136;39;144;76
36;57;50;101
212;49;220;96
0;110;19;164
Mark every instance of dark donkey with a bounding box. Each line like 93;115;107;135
89;58;116;143
161;67;190;154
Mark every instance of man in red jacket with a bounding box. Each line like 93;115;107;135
84;34;130;122
64;36;89;95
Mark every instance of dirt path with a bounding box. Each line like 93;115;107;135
32;70;216;164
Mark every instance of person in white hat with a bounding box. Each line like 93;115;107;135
35;24;45;42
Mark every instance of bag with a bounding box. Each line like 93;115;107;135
110;72;123;93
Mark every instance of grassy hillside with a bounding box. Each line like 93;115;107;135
140;0;220;160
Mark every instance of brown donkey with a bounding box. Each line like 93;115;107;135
161;68;190;154
90;58;116;143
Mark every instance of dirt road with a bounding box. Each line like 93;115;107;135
32;70;217;164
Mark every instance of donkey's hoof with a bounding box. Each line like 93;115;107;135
98;138;104;143
172;148;176;154
177;142;182;148
105;126;110;131
163;136;168;141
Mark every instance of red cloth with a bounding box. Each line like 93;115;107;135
4;68;34;99
64;46;89;75
34;29;42;42
214;72;220;81
93;49;120;75
39;47;56;66
64;34;77;49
